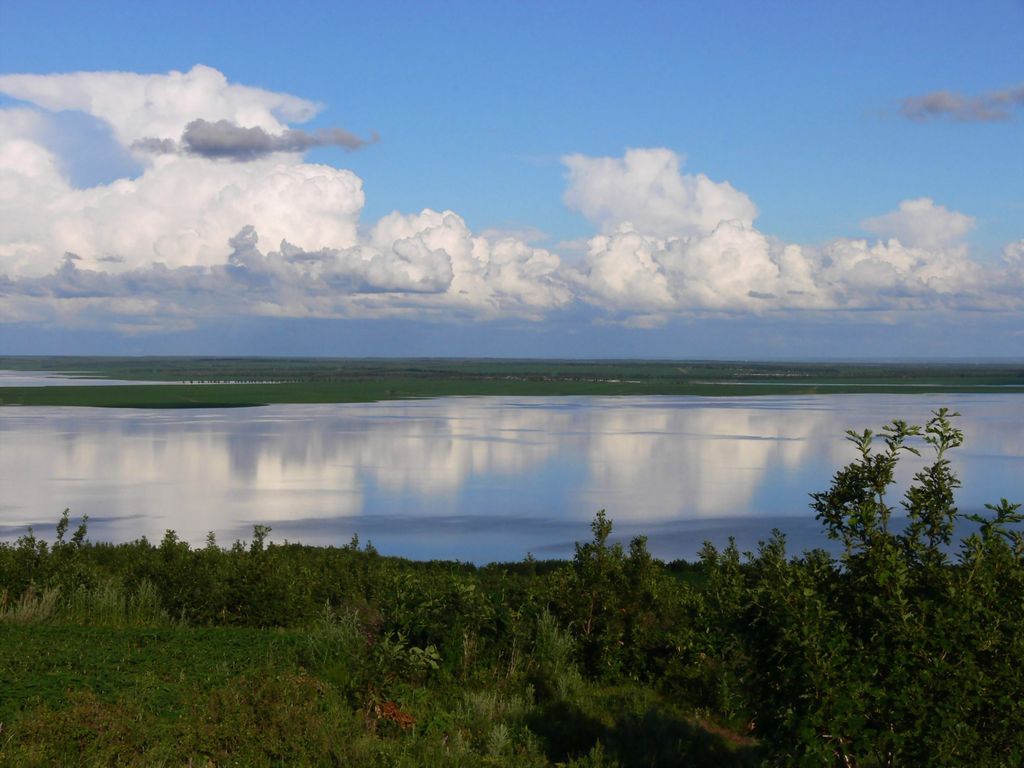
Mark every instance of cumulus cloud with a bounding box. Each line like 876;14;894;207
2;212;571;329
568;202;998;317
0;65;372;166
0;144;365;276
563;148;757;239
899;83;1024;123
571;224;816;315
0;106;49;143
860;197;975;250
0;65;319;146
559;155;998;317
0;65;1021;332
816;237;984;308
0;65;377;277
367;209;570;314
0;62;568;326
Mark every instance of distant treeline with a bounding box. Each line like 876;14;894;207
1;410;1022;766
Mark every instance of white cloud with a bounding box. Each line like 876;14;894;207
367;209;570;314
0;66;372;277
562;147;757;238
571;227;675;311
816;237;988;312
992;240;1024;308
0;65;1020;331
4;211;571;328
860;197;975;250
571;207;998;316
572;222;823;315
0;65;317;148
0;66;569;320
0;106;49;143
664;223;813;311
1003;240;1024;264
0;144;365;276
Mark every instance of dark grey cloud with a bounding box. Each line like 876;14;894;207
132;119;376;160
899;84;1024;123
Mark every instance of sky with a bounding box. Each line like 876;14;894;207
0;0;1022;359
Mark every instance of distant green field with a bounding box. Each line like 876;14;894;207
1;356;1022;407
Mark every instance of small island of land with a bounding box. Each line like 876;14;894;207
2;356;1023;408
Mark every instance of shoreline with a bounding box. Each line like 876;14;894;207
4;379;1024;408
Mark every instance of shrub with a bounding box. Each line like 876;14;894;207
735;409;1024;766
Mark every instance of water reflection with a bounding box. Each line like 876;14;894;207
0;395;1021;562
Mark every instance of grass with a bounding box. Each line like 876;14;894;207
0;535;759;766
0;623;357;767
4;360;1019;411
3;377;1023;409
0;621;757;767
3;356;1022;408
0;623;302;716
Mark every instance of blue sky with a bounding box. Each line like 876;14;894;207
1;1;1022;358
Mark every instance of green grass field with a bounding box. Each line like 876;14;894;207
3;356;1022;407
0;577;755;768
0;621;752;767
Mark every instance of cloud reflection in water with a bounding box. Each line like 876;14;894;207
0;395;1020;562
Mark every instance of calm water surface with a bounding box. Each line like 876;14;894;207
0;371;177;387
1;394;1020;562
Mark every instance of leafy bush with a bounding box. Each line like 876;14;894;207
731;409;1024;766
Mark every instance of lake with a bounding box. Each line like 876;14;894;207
1;393;1020;562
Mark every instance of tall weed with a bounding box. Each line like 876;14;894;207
0;585;60;623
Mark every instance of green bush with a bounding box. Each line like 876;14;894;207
733;409;1024;766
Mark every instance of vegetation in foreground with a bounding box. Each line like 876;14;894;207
2;356;1023;407
1;410;1021;766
